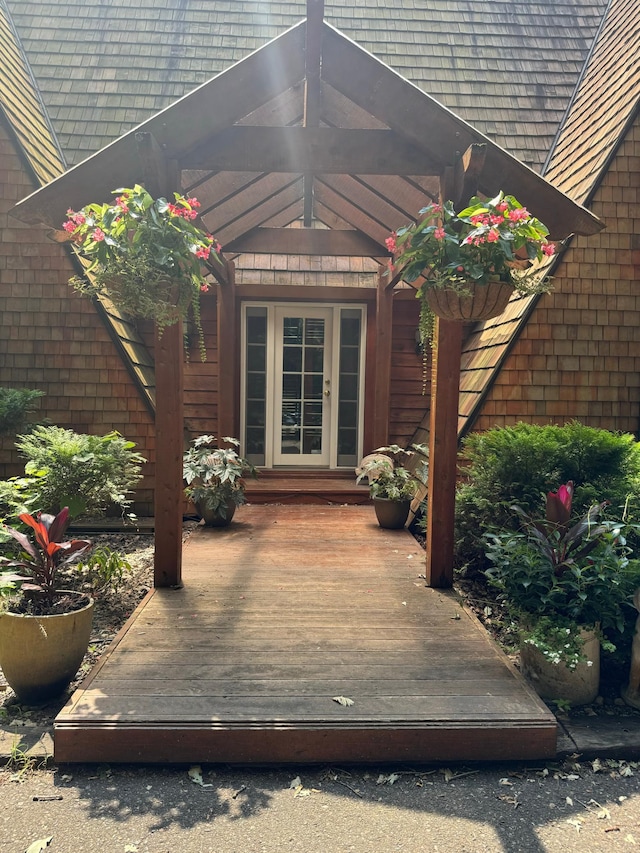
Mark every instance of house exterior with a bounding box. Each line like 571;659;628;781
1;0;637;515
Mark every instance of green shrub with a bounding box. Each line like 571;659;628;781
0;387;44;437
14;426;146;518
72;546;133;594
455;422;640;571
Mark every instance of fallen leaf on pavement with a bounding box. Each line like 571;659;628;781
332;696;354;706
188;765;213;787
26;839;53;853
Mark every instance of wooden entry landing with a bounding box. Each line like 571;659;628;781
54;505;556;764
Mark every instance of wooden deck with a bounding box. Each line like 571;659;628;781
54;505;557;764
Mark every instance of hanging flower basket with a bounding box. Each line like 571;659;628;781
387;191;557;347
425;276;514;322
61;185;222;360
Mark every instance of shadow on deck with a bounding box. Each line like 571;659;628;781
54;505;556;764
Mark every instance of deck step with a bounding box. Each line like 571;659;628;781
245;473;370;505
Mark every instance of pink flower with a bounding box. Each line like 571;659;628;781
470;214;490;226
200;284;209;292
385;233;397;254
546;481;573;525
186;197;201;208
434;227;446;240
115;196;129;213
168;203;181;216
490;214;504;225
496;201;509;213
92;228;105;242
195;245;211;260
508;207;529;222
62;220;77;233
542;242;556;256
486;229;500;243
430;204;442;213
456;265;464;272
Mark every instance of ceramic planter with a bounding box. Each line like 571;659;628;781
426;278;513;322
373;498;411;529
196;498;237;527
0;593;94;704
519;628;600;706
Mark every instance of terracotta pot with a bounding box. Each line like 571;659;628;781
373;498;411;529
196;499;237;527
519;628;600;706
0;593;94;704
426;278;514;322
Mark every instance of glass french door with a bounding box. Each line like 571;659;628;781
273;307;332;465
242;303;365;469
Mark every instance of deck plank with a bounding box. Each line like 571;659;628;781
54;505;557;763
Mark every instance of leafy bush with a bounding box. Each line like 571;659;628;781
455;422;640;571
0;388;44;437
14;426;145;518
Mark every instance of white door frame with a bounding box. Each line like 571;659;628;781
240;301;367;468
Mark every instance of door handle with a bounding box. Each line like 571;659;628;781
323;389;331;397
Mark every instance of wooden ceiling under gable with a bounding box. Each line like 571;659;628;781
12;17;601;254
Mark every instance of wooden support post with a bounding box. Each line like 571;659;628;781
217;260;238;439
425;318;463;588
302;0;324;226
424;150;485;588
373;266;393;448
135;132;184;588
153;320;185;588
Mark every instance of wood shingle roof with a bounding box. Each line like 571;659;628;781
6;0;608;170
0;0;64;184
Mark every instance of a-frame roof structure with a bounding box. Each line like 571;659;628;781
13;16;601;250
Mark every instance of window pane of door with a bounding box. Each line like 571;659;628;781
281;316;325;457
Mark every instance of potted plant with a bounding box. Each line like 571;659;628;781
183;435;257;527
387;191;557;347
61;185;222;360
484;482;640;705
0;507;93;704
356;445;427;529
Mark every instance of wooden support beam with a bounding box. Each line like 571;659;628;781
425;318;463;588
303;0;324;226
453;143;487;207
152;321;185;589
217;260;239;440
135;133;183;589
225;226;389;256
373;267;393;448
425;157;479;588
181;127;439;175
204;254;230;287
